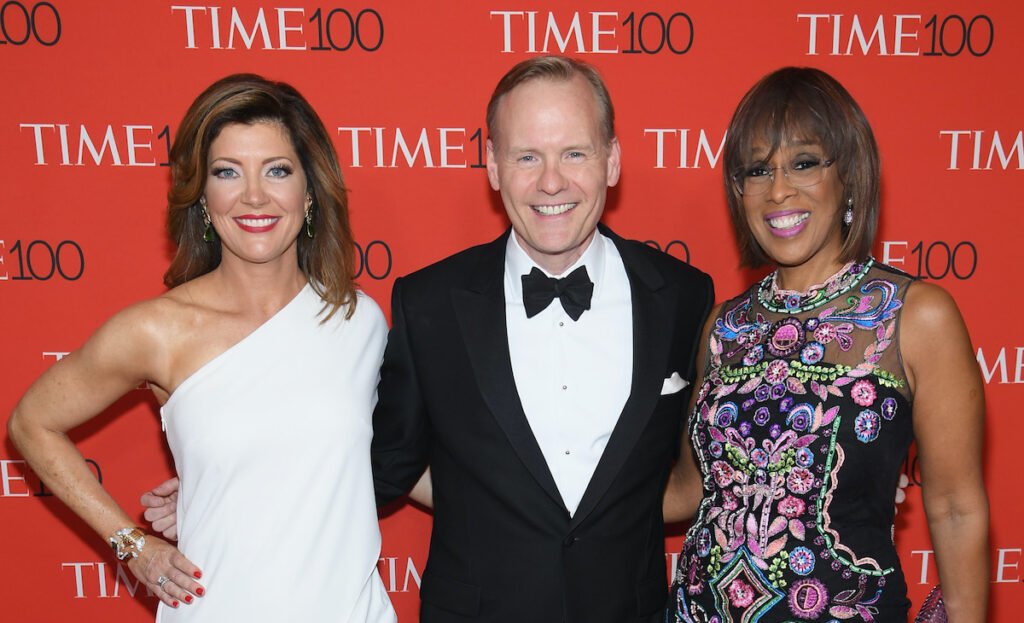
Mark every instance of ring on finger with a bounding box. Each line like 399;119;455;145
157;575;170;588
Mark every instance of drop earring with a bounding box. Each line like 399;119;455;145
304;196;315;239
843;197;854;226
200;198;216;242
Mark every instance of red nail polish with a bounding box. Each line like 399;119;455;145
196;587;205;596
185;595;193;604
172;601;180;608
194;570;203;579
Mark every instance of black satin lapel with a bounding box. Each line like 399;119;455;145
569;257;677;530
451;287;566;511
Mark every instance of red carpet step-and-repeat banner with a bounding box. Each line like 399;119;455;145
2;2;1021;621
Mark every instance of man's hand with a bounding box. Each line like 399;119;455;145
141;477;180;541
895;473;909;506
408;468;433;509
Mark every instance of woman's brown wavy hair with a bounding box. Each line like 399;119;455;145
163;74;357;320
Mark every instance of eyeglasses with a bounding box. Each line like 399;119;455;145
732;157;835;196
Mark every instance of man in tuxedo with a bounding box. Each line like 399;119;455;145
141;56;714;622
370;56;713;622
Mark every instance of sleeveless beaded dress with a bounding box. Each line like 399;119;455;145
668;259;915;623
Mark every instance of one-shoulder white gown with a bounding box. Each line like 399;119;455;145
158;286;396;622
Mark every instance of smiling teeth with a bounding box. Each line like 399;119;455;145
768;213;809;229
533;203;576;216
237;217;278;227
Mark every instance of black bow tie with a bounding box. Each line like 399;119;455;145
521;266;594;321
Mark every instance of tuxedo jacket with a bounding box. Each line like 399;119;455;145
372;225;714;623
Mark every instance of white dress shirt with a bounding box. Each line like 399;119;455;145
504;232;633;516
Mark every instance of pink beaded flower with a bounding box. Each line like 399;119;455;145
851;380;877;407
778;495;807;518
727;578;755;608
765;359;790;384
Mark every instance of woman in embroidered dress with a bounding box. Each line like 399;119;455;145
663;67;988;622
8;75;397;622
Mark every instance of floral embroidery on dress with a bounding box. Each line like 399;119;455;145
670;259;915;623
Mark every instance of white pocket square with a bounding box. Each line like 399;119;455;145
661;372;689;395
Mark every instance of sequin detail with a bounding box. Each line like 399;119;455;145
669;260;914;623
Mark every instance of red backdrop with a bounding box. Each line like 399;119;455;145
2;1;1021;620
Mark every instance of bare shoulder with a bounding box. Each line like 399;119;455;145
102;282;207;348
898;280;976;392
901;280;964;327
88;297;175;354
110;281;225;387
28;292;196;405
150;279;238;351
153;281;210;328
899;280;970;354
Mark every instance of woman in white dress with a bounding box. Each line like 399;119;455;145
8;74;397;622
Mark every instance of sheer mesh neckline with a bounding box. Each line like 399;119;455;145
758;257;874;313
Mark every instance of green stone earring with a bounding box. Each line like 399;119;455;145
201;200;216;243
304;200;314;239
